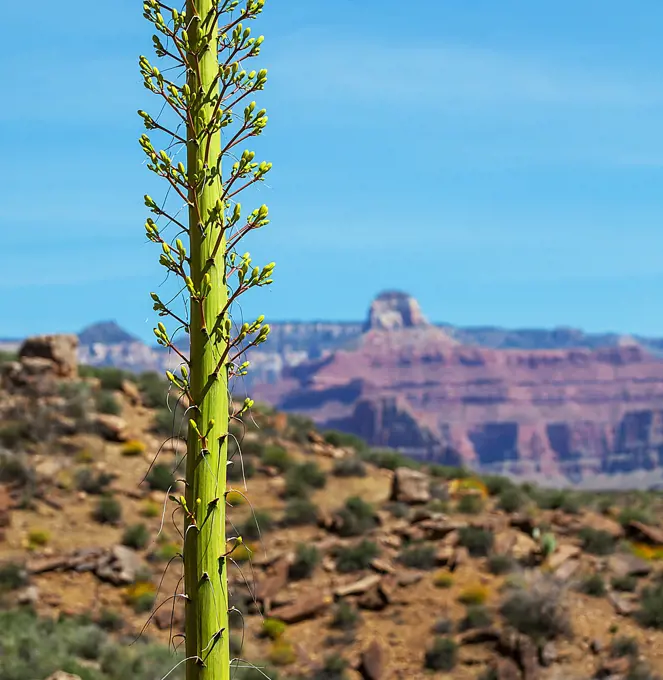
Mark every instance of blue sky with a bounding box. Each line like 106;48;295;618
2;1;663;342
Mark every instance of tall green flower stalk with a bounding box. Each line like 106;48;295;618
139;2;273;678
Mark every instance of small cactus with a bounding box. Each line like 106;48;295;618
541;532;557;557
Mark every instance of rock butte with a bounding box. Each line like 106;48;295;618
253;292;663;484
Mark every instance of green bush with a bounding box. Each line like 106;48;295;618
242;510;273;541
332;457;367;478
289;544;320;580
432;618;454;634
361;449;418;471
458;526;494;557
637;583;663;629
398;544;437;570
282;498;318;526
136;371;168;408
0;562;27;593
500;577;571;641
323;430;367;452
329;601;360;630
457;494;483;514
93;496;122;525
311;653;348;680
96;609;124;632
532;488;581;514
579;574;606;597
333;540;379;573
429;465;470;480
0;422;32;450
424;637;458;672
612;575;638;593
458;605;492;631
75;468;115;495
79;366;129;391
611;636;639;658
95;390;121;415
383;501;410;519
334;496;376;537
578;527;616;556
122;524;150;550
488;554;515;575
226;455;256;482
0;451;35;487
262;445;292;472
261;618;287;640
146;463;175;492
288;461;327;490
498;487;527;513
0;607;183;680
481;475;516;496
618;506;653;528
153;405;188;438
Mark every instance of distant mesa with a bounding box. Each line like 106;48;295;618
78;321;139;346
364;291;430;331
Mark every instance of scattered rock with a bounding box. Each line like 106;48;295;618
93;414;129;442
17;584;40;606
390;467;430;504
121;379;142;405
579;513;624;540
590;639;603;654
396;572;423;587
255;556;291;610
19;334;78;379
95;545;144;585
595;656;630;679
554;558;580;582
358;639;388;680
547;544;581;571
607;553;651;578
335;574;382;598
539;641;557;667
627;521;663;546
608;591;637;616
417;517;465;540
370;558;396;574
270;592;332;623
44;673;82;680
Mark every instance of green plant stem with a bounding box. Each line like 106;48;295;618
184;2;229;679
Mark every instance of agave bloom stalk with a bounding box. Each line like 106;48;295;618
139;1;273;678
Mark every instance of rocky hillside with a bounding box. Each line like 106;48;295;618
253;294;663;487
4;335;663;679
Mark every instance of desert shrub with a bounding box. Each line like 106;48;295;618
287;461;327;491
28;529;50;548
262;445;292;472
152;541;180;563
578;527;616;555
79;366;128;391
611;636;639;658
141;500;160;518
97;608;124;632
433;571;454;589
488;554;515;575
153;405;188;438
146;463;175;492
458;585;489;606
424;637;458;672
329;601;360;630
75;468;114;495
121;440;146;457
282;498;318;526
122;524;150;550
398;544;437;570
481;475;516;496
333;540;379;573
612;575;639;593
227;456;256;482
499;487;527;513
383;501;410;519
579;573;606;597
311;653;348;680
637;583;663;629
458;605;492;631
0;422;32;450
334;496;376;537
429;464;470;480
132;371;166;408
234;666;280;680
0;450;35;486
289;544;320;580
0;561;27;593
93;496;122;525
241;510;273;541
261;618;287;640
323;430;367;452
618;507;653;527
332;457;367;478
268;640;297;666
500;576;572;641
362;448;418;471
95;390;121;415
432;617;454;634
531;488;581;514
125;582;156;613
457;494;484;514
458;526;494;557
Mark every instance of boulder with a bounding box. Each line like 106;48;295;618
390;467;430;504
554;558;580;582
358;639;388;680
270;592;332;623
627;521;663;546
19;334;78;379
95;545;143;585
547;544;581;571
607;553;651;578
335;574;382;598
93;414;129;442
